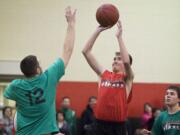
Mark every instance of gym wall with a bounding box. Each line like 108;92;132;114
0;0;180;117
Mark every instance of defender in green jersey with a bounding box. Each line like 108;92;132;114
4;6;76;135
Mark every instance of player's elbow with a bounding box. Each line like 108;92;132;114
82;49;86;55
82;48;89;56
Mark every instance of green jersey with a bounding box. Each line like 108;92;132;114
152;110;180;135
4;58;65;135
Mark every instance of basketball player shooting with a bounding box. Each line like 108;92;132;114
82;4;134;135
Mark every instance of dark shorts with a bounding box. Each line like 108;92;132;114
88;119;127;135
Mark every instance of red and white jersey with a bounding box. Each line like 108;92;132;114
95;70;128;122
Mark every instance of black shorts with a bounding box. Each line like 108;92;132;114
91;119;127;135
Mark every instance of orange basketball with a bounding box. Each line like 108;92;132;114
96;4;119;27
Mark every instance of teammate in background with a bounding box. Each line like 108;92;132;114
139;85;180;135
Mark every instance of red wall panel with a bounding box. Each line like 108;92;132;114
56;81;180;118
56;82;98;117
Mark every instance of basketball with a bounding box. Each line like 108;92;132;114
96;4;119;27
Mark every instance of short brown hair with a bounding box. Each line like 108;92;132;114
167;85;180;99
20;55;39;77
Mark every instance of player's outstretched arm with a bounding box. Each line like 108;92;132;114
82;26;110;76
61;6;76;69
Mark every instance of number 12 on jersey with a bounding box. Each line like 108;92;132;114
25;88;46;106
